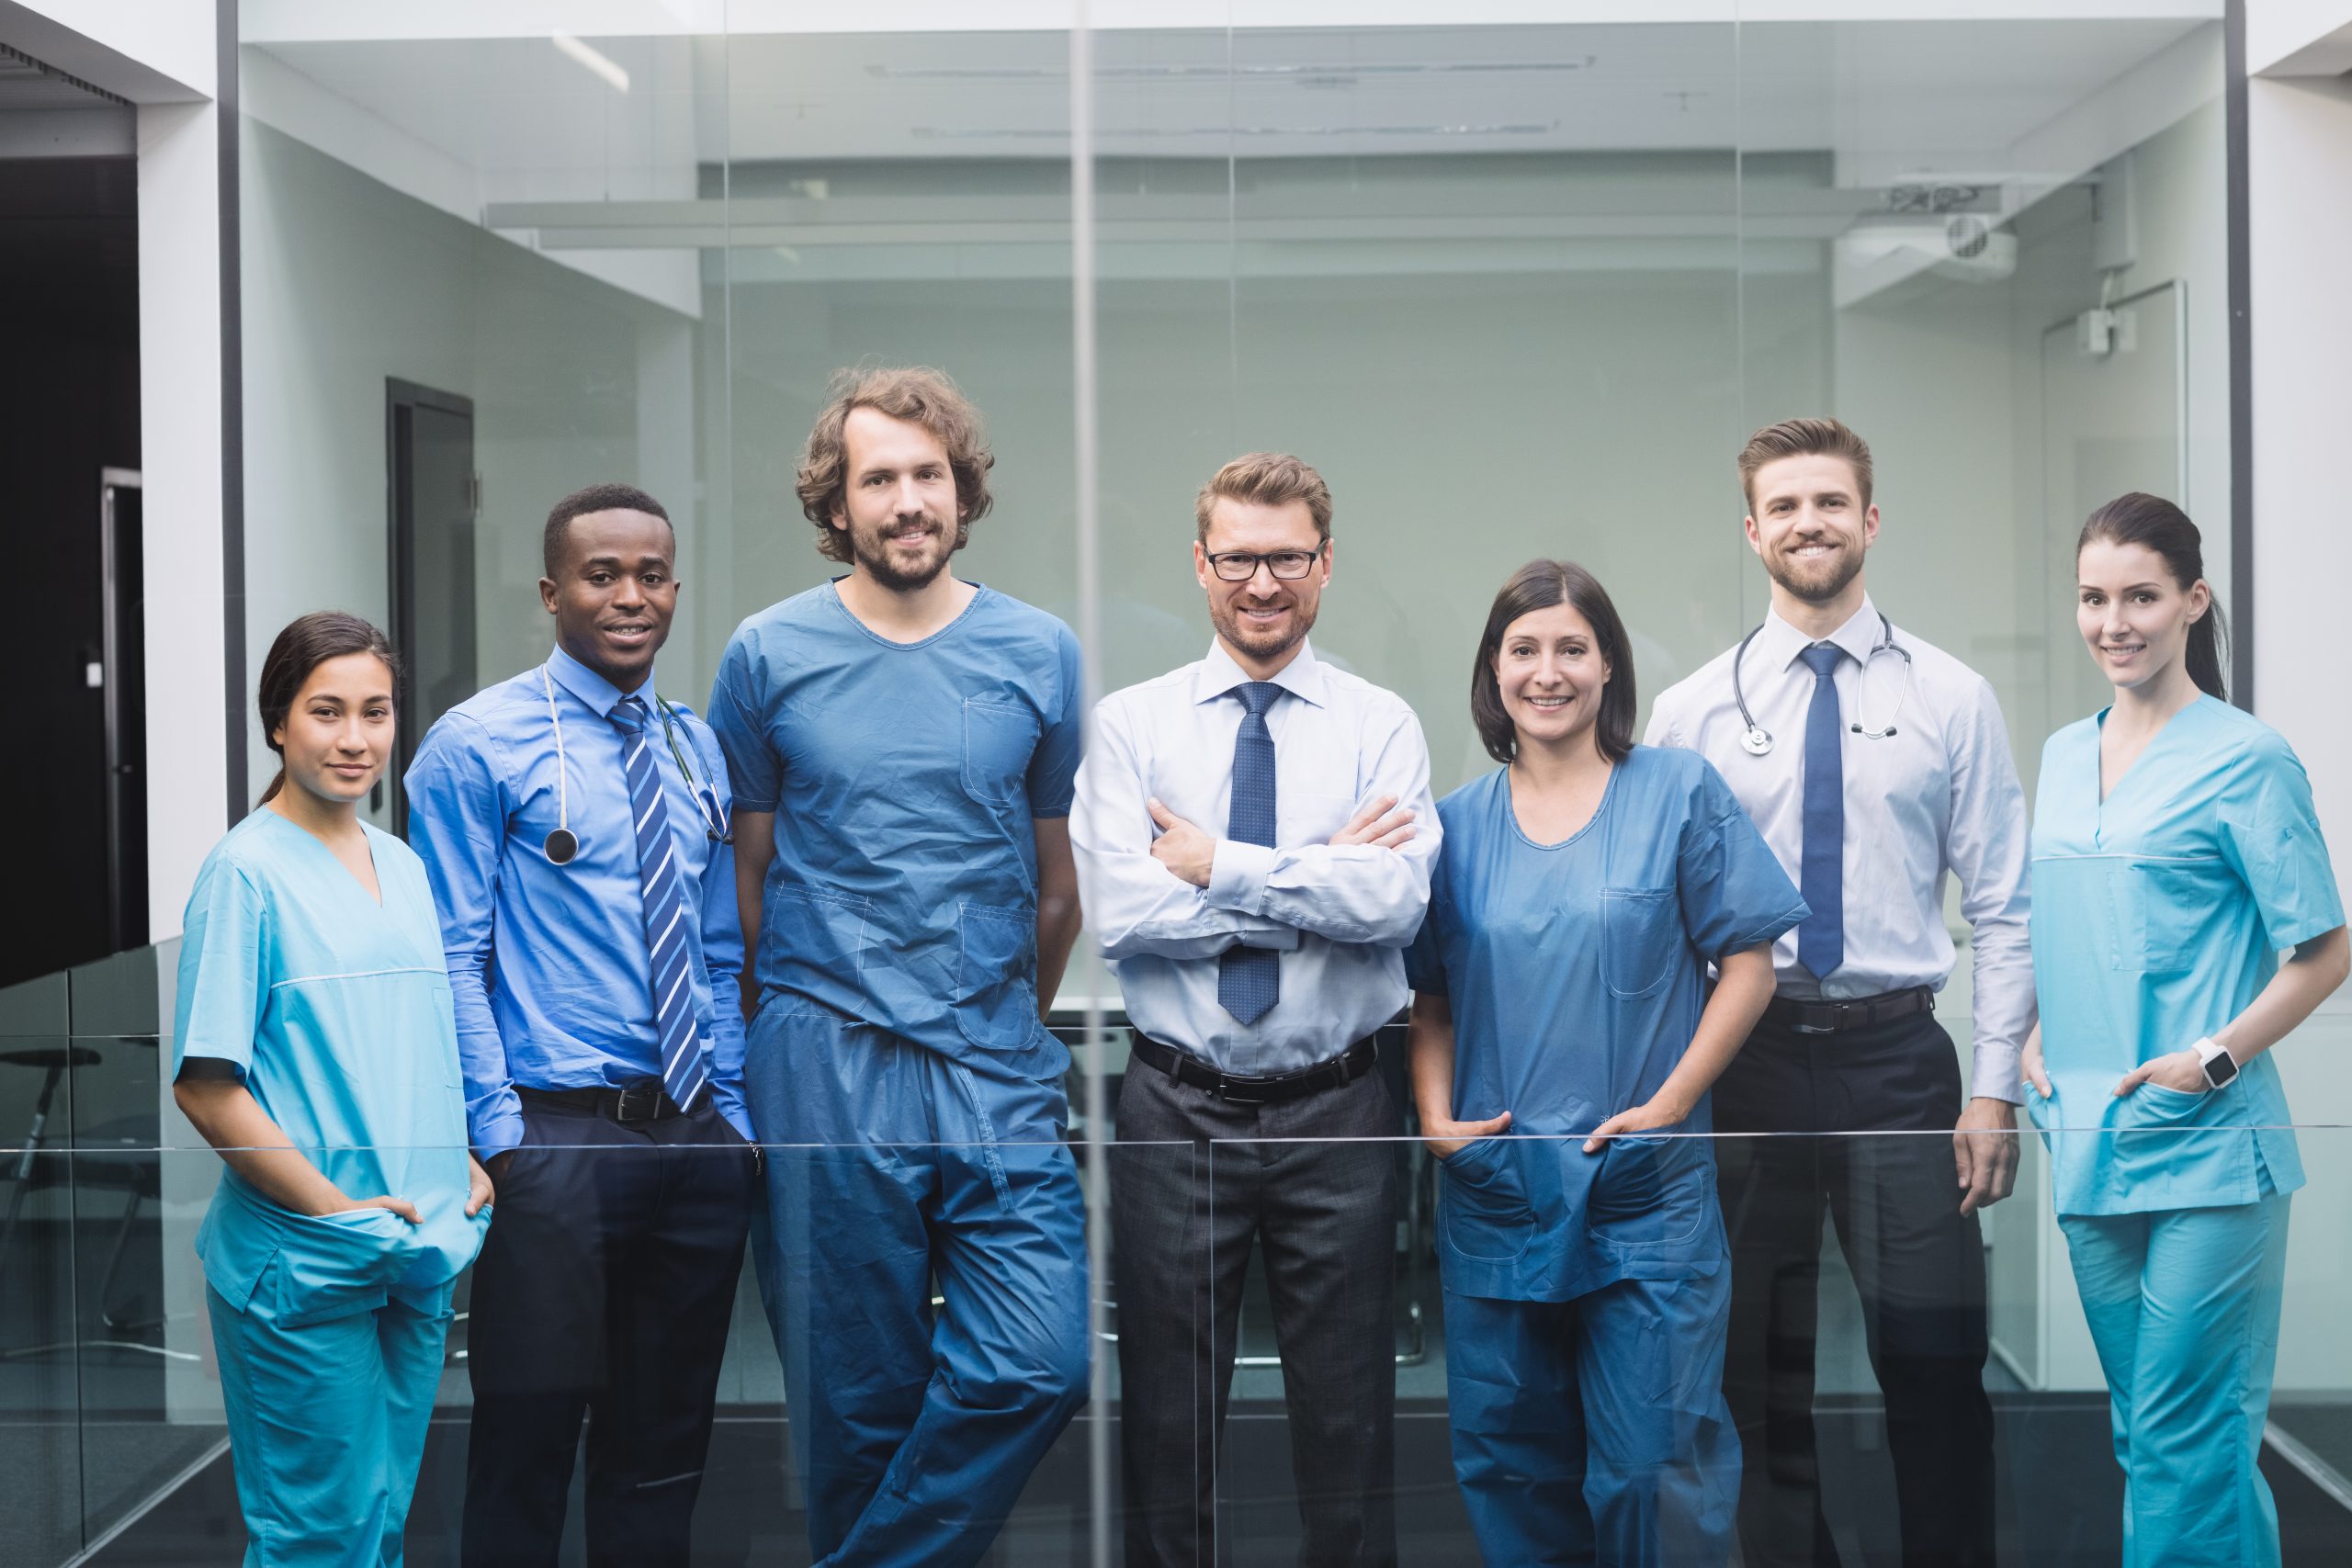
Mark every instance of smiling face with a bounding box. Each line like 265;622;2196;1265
1493;600;1611;755
1194;494;1329;678
1745;452;1879;605
2076;536;2210;696
271;652;396;807
540;507;678;693
832;405;963;592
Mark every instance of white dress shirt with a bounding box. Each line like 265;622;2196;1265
1644;596;2034;1101
1071;638;1440;1075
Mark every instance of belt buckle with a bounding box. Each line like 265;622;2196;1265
1215;1073;1276;1105
614;1081;663;1123
1790;1004;1845;1035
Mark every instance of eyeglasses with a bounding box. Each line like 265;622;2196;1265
1204;547;1325;582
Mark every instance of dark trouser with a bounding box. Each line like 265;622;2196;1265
461;1093;756;1568
1110;1055;1400;1568
1713;1009;1995;1568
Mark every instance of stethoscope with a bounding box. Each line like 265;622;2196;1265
540;663;731;865
1732;613;1914;757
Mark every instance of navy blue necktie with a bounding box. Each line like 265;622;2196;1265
610;696;707;1112
1796;644;1846;980
1217;682;1282;1025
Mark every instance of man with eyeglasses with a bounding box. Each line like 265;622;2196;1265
1072;452;1437;1567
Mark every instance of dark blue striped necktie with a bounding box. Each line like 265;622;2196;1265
1796;643;1847;980
610;695;707;1112
1218;681;1282;1025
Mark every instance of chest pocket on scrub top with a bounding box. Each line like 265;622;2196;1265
2106;860;2204;975
962;697;1039;808
1600;888;1681;999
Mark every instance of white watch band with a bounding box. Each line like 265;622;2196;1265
2193;1036;2235;1087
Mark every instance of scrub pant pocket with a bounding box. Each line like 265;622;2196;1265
207;1282;451;1568
1443;1276;1737;1568
2059;1193;2291;1568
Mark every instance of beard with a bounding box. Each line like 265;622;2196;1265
1210;592;1318;666
849;515;957;592
1762;540;1864;604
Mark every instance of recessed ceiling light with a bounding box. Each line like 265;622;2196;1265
870;58;1598;83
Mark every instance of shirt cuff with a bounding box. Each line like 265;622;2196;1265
1205;839;1276;912
469;1103;526;1162
1970;1047;2025;1105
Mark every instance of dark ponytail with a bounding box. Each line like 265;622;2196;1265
2078;492;2228;702
256;612;402;806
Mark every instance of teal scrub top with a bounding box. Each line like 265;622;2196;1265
2028;696;2342;1216
1405;749;1808;1301
174;809;486;1324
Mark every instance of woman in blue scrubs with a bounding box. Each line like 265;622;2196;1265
2025;494;2346;1568
1408;560;1808;1567
173;613;493;1568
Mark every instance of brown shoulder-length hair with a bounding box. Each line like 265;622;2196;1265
1470;560;1636;766
795;366;995;563
255;611;401;806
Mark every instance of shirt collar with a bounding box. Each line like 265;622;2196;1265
546;643;654;718
1190;637;1329;709
1754;593;1882;672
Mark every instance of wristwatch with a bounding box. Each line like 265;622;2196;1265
2194;1036;2239;1090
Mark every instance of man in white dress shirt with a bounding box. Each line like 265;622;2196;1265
1071;453;1437;1568
1645;418;2031;1568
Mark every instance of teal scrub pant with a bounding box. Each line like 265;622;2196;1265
2058;1192;2290;1568
208;1283;452;1567
1444;1275;1738;1567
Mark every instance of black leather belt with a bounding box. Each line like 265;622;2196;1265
1761;987;1934;1035
1127;1031;1376;1104
518;1081;687;1124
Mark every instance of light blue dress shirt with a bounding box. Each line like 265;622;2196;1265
1070;638;1439;1075
404;644;750;1157
707;581;1084;1078
2027;695;2341;1215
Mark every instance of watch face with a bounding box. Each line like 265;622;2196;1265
2203;1051;2238;1088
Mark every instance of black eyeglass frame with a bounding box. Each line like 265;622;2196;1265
1203;543;1329;582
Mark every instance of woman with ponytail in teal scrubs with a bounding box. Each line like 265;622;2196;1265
2026;495;2346;1568
173;614;492;1567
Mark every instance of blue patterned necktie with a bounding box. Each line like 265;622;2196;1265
1796;644;1847;980
1217;682;1283;1025
610;696;707;1111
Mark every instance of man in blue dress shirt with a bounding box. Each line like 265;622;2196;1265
1071;453;1438;1567
708;367;1089;1567
406;482;758;1568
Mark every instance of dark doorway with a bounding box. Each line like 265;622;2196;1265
0;158;140;987
101;469;148;951
385;380;478;836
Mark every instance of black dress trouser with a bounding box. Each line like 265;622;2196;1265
1110;1059;1400;1568
461;1093;756;1568
1713;1010;1997;1568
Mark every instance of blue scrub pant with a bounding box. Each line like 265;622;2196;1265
2059;1192;2290;1568
745;1000;1090;1567
208;1282;451;1567
1444;1276;1738;1568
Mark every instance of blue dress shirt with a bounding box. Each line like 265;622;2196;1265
405;644;751;1157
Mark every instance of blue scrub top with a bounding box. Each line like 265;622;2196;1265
2029;696;2341;1216
1406;748;1807;1302
708;581;1083;1077
174;810;485;1323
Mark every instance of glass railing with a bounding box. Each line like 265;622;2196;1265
6;956;2349;1564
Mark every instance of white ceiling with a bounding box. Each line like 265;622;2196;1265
257;17;2208;172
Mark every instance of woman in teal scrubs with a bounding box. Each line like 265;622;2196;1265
173;613;492;1568
1408;560;1807;1566
2025;494;2347;1568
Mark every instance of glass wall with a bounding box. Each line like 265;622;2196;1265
34;3;2352;1564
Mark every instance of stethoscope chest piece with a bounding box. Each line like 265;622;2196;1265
544;827;580;866
1740;726;1774;757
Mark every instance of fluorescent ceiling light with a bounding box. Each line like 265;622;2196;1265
552;33;628;94
872;59;1597;82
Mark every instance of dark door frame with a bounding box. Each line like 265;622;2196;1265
384;378;476;835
